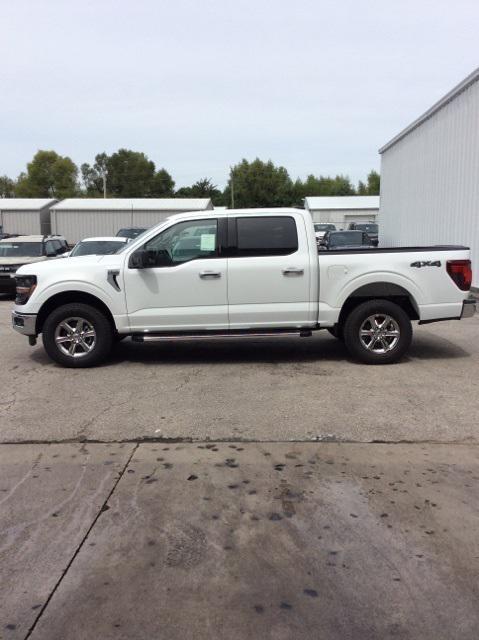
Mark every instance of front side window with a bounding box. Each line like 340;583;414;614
145;219;218;266
235;216;298;257
45;241;57;255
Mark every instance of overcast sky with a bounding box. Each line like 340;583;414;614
1;0;478;188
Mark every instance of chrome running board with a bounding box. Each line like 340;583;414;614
132;329;313;343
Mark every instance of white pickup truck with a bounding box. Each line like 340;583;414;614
11;208;475;367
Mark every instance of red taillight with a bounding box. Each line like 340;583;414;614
446;260;472;291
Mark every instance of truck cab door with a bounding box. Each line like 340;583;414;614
123;218;228;332
226;213;314;328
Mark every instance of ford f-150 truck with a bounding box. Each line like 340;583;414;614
11;208;475;367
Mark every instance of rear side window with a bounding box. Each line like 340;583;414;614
235;216;298;257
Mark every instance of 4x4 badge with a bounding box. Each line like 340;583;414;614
410;260;441;268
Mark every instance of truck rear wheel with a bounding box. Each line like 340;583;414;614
42;303;113;368
343;299;412;364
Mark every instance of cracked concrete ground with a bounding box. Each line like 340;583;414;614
2;443;479;640
0;299;478;443
0;443;135;639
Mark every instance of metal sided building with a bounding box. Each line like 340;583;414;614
304;196;379;228
50;198;214;243
0;199;57;236
379;67;479;287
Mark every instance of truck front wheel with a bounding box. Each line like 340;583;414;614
342;299;412;365
42;303;113;368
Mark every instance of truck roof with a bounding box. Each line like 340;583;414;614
165;207;303;221
0;235;46;243
0;235;68;243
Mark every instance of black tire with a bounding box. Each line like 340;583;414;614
343;299;412;365
327;326;343;340
42;303;113;368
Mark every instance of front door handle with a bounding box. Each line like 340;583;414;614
199;270;221;279
282;267;304;276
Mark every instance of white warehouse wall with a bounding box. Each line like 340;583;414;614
380;77;479;287
1;211;46;235
310;209;378;228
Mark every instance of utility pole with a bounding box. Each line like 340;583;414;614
230;167;235;209
102;169;108;198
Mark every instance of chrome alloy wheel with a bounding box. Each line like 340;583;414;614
54;317;97;358
359;314;400;354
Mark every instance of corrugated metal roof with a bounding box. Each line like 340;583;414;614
305;196;379;210
0;198;57;211
379;67;479;154
51;198;212;211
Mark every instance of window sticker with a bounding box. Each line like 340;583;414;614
200;234;216;251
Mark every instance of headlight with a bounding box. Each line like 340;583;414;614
15;275;37;305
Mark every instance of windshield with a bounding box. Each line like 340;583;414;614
329;231;364;246
0;242;43;257
70;240;125;257
116;228;148;239
314;224;335;232
354;224;378;233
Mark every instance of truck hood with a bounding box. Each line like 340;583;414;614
15;253;123;277
0;256;47;267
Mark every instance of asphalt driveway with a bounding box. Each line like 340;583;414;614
0;298;478;443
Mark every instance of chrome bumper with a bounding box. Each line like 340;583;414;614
12;310;37;336
461;298;477;319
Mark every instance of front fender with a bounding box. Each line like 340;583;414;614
22;279;118;316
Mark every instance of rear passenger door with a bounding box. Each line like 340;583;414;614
227;214;312;328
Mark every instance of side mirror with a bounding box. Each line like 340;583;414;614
129;249;148;269
129;249;171;269
154;249;172;267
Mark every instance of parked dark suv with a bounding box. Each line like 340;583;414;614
347;222;378;246
318;230;374;251
0;235;68;294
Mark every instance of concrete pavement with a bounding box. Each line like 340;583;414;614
0;443;135;640
2;442;479;640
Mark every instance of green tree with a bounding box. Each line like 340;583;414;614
0;175;15;197
223;159;295;208
176;178;224;204
104;149;155;197
81;152;108;196
357;180;367;195
366;170;380;195
294;174;356;200
15;150;78;198
150;168;175;197
81;149;174;197
357;170;380;195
